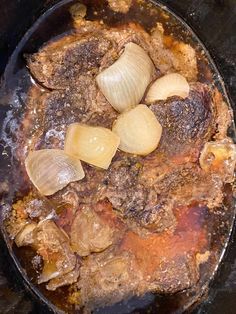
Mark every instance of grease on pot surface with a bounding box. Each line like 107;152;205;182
0;0;235;313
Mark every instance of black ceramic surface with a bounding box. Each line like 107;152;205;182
0;0;235;313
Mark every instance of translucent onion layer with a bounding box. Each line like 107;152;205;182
65;123;120;169
25;149;85;196
96;42;154;112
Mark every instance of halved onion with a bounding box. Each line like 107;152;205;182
65;123;120;169
25;149;85;196
96;42;154;112
112;104;162;155
146;73;190;103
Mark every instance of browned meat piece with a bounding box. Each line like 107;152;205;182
78;251;198;310
70;206;114;256
27;22;198;93
104;156;176;232
27;34;111;89
104;156;142;211
32;220;77;286
149;162;225;209
150;24;197;81
35;83;117;150
149;254;199;293
149;83;215;161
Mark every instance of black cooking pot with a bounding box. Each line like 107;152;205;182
0;0;236;313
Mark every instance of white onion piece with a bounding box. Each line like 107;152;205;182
96;42;154;112
65;123;120;169
25;149;85;196
146;73;190;103
112;104;162;155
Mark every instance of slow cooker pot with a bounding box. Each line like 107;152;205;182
0;1;235;313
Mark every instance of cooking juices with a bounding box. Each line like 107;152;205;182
0;1;235;313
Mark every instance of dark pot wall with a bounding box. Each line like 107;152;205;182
0;1;235;313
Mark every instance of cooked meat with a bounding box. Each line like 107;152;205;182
78;252;142;309
32;220;77;285
77;205;205;310
5;11;234;312
27;22;197;91
78;252;198;310
104;155;177;232
149;83;215;161
19;22;199;161
27;34;112;89
37;84;117;150
152;163;225;209
149;254;199;293
104;83;216;229
150;24;198;81
70;205;114;256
